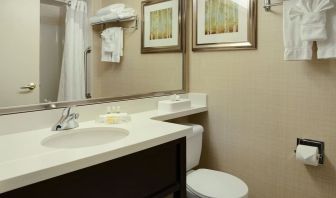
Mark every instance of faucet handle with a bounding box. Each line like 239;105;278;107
62;106;76;116
52;106;79;131
71;112;80;120
65;113;80;130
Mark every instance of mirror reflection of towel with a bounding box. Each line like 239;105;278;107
101;27;124;63
96;4;126;16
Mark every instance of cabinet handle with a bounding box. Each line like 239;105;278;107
20;83;37;91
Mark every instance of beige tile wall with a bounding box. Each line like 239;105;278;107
188;1;336;198
91;0;183;98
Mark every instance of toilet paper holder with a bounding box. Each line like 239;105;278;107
295;138;325;165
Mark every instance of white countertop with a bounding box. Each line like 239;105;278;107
0;104;207;193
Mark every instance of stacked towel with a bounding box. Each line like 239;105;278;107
89;16;101;24
90;4;136;24
289;0;334;41
118;8;136;19
96;4;125;16
101;27;124;63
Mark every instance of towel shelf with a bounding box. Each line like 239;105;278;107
91;16;138;31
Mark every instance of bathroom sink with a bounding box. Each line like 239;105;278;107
42;127;129;149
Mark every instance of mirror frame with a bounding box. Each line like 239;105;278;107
0;0;188;116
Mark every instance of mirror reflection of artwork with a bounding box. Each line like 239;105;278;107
204;0;239;35
193;0;257;51
150;8;173;40
142;0;182;53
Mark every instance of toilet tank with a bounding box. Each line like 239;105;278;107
185;124;204;171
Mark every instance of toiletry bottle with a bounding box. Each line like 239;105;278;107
97;106;112;123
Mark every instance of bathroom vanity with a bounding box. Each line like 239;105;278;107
0;94;208;198
1;138;186;198
0;0;196;196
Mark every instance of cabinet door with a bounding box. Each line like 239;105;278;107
1;138;186;198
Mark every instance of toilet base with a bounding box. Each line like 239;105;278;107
186;187;200;198
186;169;248;198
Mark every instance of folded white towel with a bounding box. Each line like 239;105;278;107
91;6;136;25
89;16;101;24
316;3;336;59
90;14;119;25
284;0;313;60
96;4;125;16
101;27;123;63
118;8;136;19
289;0;334;41
101;13;119;21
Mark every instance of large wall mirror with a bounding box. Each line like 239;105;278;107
0;0;186;115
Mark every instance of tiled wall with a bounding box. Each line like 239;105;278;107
189;1;336;198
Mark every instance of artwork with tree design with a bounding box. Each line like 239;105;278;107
205;0;239;35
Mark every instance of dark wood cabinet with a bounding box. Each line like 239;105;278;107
1;138;186;198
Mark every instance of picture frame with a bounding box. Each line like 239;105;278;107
141;0;183;53
192;0;257;51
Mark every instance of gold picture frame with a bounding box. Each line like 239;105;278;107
192;0;257;51
141;0;183;53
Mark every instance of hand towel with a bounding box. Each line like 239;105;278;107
96;4;125;16
101;27;124;63
112;28;123;62
284;0;313;60
316;2;336;59
289;0;334;41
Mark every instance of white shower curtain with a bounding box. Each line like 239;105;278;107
58;0;88;101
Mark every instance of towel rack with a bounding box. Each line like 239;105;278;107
91;16;138;31
54;0;71;7
264;0;288;12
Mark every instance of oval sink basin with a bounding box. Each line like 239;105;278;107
42;127;129;149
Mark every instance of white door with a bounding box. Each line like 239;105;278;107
0;0;40;108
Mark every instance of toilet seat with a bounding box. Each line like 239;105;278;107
187;169;248;198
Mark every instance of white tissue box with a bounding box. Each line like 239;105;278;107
158;99;191;112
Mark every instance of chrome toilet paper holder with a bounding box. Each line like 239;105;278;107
295;138;325;165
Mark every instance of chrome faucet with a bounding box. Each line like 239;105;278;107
52;106;79;131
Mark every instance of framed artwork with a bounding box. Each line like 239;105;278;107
192;0;257;51
141;0;182;53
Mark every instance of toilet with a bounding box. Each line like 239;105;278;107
185;124;248;198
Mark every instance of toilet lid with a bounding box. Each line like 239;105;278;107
187;169;248;198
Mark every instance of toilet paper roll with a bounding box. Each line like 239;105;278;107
296;145;319;166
